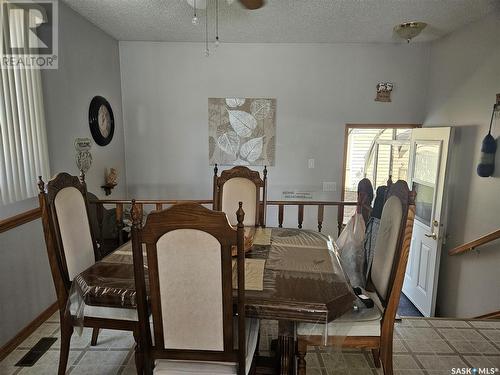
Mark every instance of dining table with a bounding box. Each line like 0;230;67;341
72;227;355;375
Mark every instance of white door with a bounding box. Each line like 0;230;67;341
402;127;452;317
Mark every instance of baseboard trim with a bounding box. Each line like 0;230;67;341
0;302;58;361
474;310;500;320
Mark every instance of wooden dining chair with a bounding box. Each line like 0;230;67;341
38;173;143;375
131;201;260;375
296;180;416;375
213;165;267;227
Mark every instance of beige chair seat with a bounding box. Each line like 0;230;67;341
70;300;138;321
297;290;382;337
153;318;260;375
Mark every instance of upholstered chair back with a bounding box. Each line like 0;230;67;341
39;173;99;306
213;165;267;227
221;177;257;226
157;228;225;350
131;202;247;371
53;186;96;280
370;196;403;301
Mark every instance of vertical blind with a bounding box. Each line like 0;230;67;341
0;5;50;205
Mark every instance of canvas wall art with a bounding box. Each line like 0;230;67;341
208;98;276;166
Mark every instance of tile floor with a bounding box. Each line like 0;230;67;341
1;313;499;375
397;293;423;317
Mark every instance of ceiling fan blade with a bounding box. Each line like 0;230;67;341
238;0;264;10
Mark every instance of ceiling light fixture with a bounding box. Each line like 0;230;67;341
192;0;198;25
215;0;220;48
205;0;209;56
394;22;427;43
188;0;226;56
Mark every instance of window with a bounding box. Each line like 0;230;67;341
340;124;419;223
0;5;50;205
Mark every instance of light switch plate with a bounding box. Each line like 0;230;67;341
323;181;337;192
308;159;315;169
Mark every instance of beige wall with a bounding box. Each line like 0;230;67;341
425;14;500;317
0;2;125;347
119;41;430;235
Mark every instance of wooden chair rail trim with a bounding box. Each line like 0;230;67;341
473;310;500;320
0;207;41;234
448;228;500;255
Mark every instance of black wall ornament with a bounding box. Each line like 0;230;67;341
477;95;499;177
89;96;115;146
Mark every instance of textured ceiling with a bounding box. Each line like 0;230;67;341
62;0;499;43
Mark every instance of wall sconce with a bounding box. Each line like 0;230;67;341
375;82;393;102
477;94;499;177
101;168;118;195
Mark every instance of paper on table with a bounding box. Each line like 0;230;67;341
232;258;266;291
252;227;272;246
266;245;333;273
271;228;328;249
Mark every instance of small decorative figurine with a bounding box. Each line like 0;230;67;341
101;168;118;195
106;168;118;186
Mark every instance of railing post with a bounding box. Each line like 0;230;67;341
317;205;324;232
278;204;284;228
262;166;267;227
337;206;343;236
96;203;104;249
212;164;218;210
298;204;304;229
137;204;144;226
116;203;124;245
156;203;163;211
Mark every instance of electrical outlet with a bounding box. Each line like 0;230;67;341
323;182;337;192
308;159;315;169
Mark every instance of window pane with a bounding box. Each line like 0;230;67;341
414;143;440;185
342;127;413;225
396;129;412;140
414;182;434;226
391;143;410;182
376;144;391;187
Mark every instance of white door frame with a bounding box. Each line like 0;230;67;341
403;127;453;317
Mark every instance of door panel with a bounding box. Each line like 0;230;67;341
402;127;452;317
416;241;430;293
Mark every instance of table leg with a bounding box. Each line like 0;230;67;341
278;321;295;375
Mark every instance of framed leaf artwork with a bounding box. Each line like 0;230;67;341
208;98;276;166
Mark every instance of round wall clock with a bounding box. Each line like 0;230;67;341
89;96;115;146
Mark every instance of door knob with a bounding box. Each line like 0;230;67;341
425;232;437;240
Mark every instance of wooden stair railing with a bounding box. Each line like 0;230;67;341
448;228;500;255
264;200;357;233
88;199;358;248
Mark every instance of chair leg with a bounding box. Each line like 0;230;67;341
382;353;393;375
297;338;307;375
91;328;100;346
371;348;381;368
381;340;393;375
133;328;145;375
58;317;73;375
